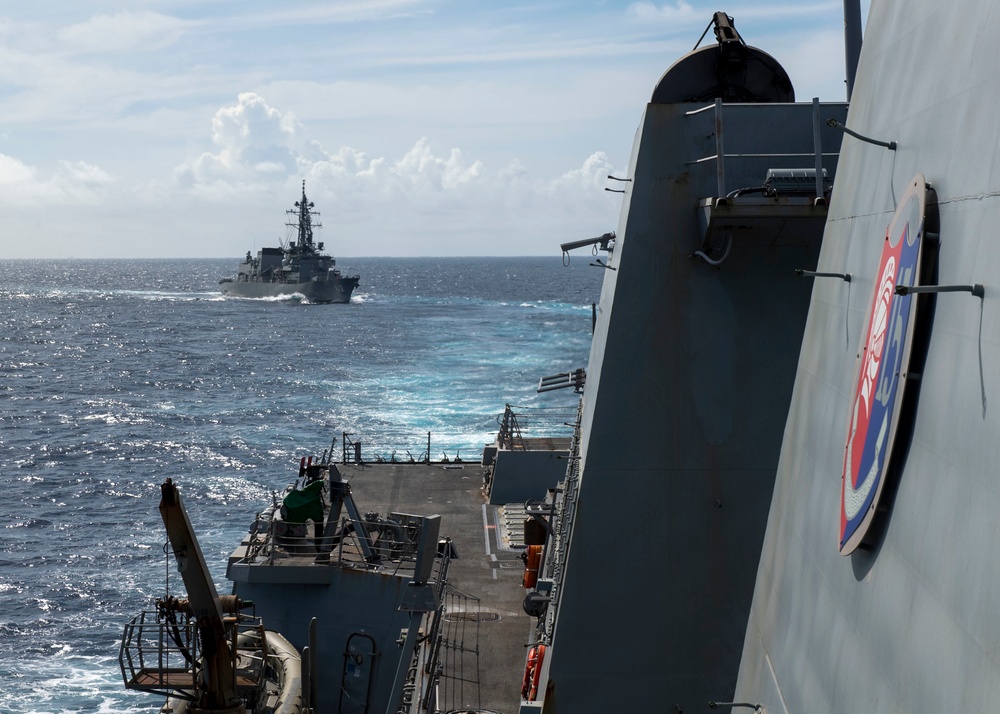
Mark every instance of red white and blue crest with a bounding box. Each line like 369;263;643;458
840;174;927;555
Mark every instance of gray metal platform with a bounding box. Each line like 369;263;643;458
336;461;529;713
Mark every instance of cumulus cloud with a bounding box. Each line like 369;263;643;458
394;139;482;189
176;93;307;187
0;155;115;204
0;85;622;257
178;94;619;250
0;153;36;185
0;91;612;256
553;152;615;192
175;94;487;200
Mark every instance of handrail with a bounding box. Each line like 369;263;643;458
496;403;578;451
686;97;836;200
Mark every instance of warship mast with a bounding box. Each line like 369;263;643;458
287;180;320;252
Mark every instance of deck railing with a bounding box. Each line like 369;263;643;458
685;97;841;200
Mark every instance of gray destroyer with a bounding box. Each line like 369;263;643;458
220;182;359;303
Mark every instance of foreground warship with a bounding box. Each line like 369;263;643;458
220;182;359;303
527;11;846;712
122;0;1000;711
530;1;1000;712
731;0;1000;710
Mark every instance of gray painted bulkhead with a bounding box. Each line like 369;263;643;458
734;0;1000;711
541;100;846;711
488;450;567;505
230;564;412;713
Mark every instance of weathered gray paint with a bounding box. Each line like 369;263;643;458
735;0;1000;711
541;100;846;712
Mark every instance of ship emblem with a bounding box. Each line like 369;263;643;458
840;174;927;555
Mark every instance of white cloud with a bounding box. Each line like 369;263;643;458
200;0;431;34
554;152;615;192
57;11;190;53
174;95;488;198
211;93;299;150
0;155;115;205
0;154;36;185
55;159;115;186
157;93;620;256
393;139;482;190
175;93;303;186
628;1;699;24
0;3;866;258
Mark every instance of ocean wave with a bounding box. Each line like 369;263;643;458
0;256;601;712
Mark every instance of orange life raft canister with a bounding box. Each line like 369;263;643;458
521;643;546;701
522;544;542;589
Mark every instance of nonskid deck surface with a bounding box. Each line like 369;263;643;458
336;461;529;712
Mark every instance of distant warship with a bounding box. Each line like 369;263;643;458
220;182;359;303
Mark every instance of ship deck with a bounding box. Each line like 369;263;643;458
519;436;572;451
336;461;529;713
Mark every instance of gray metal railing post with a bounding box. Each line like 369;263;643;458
812;97;824;199
714;98;726;198
308;618;318;710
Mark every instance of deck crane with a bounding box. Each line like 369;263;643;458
120;479;303;713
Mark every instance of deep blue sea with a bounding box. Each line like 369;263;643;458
0;257;601;713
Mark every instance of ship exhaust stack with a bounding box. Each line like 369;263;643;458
843;0;863;100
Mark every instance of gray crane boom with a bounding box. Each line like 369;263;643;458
159;478;242;712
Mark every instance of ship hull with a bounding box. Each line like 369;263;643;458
536;99;845;713
732;0;1000;711
220;275;359;303
221;183;360;303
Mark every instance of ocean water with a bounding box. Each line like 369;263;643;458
0;257;601;713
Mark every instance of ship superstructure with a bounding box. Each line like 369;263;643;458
121;426;539;714
220;182;359;303
517;3;1000;713
516;12;849;712
225;452;531;714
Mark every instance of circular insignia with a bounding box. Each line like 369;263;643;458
839;173;926;555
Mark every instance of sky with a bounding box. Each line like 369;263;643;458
0;1;871;259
